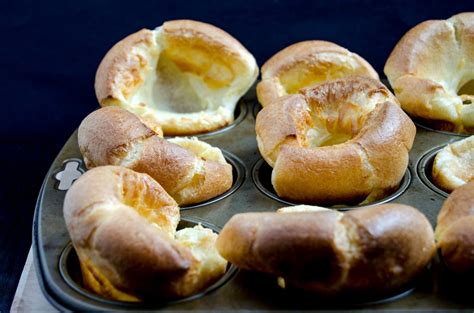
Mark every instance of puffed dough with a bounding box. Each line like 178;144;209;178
256;76;416;206
257;40;379;107
385;12;474;134
432;136;474;192
78;106;232;206
95;20;258;135
436;181;474;272
64;166;227;301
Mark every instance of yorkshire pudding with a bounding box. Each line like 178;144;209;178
385;12;474;134
256;76;416;205
216;204;435;295
63;166;228;301
78;106;232;206
95;19;258;135
257;40;379;107
432;136;474;192
436;181;474;272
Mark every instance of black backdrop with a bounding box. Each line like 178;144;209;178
1;0;473;309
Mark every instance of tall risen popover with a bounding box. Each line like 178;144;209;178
95;20;259;135
436;181;474;273
256;76;416;206
385;12;474;134
257;40;379;107
78;106;233;206
64;166;228;301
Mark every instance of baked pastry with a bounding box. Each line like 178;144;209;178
384;12;474;134
216;204;435;295
63;165;228;301
257;40;379;107
78;106;232;206
95;19;258;135
436;181;474;272
256;76;416;206
432;136;474;192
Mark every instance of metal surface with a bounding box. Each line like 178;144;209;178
33;85;474;310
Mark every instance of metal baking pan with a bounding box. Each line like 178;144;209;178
33;83;474;310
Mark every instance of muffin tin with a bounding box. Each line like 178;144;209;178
33;82;474;310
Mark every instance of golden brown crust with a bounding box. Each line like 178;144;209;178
257;41;379;107
216;204;435;294
64;166;191;299
78;106;156;167
64;166;227;300
436;181;474;272
353;102;415;191
78;107;232;206
255;94;309;167
256;76;415;205
94;20;258;135
122;136;198;196
384;20;451;80
384;12;474;134
95;29;155;105
272;143;373;205
162;20;252;60
174;159;233;205
216;210;348;291
260;41;376;79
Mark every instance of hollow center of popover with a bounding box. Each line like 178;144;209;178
302;88;388;148
132;31;248;116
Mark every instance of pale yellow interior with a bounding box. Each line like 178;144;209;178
129;28;255;117
174;224;228;295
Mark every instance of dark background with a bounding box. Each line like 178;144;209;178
1;0;472;310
